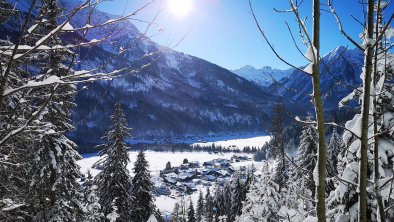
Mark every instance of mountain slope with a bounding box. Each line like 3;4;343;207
270;46;364;110
232;65;292;87
3;0;281;147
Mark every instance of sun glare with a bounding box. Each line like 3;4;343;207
168;0;193;17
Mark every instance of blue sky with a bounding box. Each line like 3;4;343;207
98;0;392;70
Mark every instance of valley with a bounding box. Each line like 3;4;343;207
78;150;260;216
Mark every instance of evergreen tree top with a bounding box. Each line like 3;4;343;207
133;150;150;176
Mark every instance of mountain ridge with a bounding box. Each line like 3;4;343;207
270;45;364;110
1;1;364;151
232;65;292;87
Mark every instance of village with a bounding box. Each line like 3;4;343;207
153;154;252;198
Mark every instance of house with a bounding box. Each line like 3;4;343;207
180;164;189;170
155;184;171;195
178;170;196;182
175;183;186;192
161;172;178;180
160;168;176;176
202;175;216;181
218;170;230;177
205;167;219;175
184;182;197;193
201;180;212;186
220;161;231;167
196;168;205;175
189;161;200;168
232;155;250;162
213;163;221;168
203;160;216;167
163;176;177;185
192;179;202;185
226;166;235;173
201;169;210;175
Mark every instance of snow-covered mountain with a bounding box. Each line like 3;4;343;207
270;46;364;110
232;65;292;87
1;0;291;148
2;1;362;149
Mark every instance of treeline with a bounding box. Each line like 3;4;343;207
130;143;261;154
78;140;264;154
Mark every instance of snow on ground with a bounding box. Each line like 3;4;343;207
77;151;263;214
127;133;270;147
79;151;240;177
192;135;271;149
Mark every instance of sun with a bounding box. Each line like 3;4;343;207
167;0;193;17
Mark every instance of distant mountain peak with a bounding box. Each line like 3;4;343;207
232;65;292;87
240;65;256;69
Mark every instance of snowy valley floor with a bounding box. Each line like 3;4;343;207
77;135;269;215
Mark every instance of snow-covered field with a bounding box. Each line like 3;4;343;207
79;151;241;177
127;133;270;149
77;150;263;214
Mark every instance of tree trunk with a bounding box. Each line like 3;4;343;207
311;0;327;221
358;0;374;221
373;2;385;221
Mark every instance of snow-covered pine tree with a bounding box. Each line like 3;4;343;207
83;171;94;199
188;199;196;222
326;128;345;194
212;185;224;222
272;157;289;192
375;64;394;221
212;183;232;222
83;171;104;222
269;104;285;159
370;6;394;220
222;182;232;221
196;190;205;222
96;103;132;221
327;2;394;221
235;162;282;222
204;187;214;222
166;161;172;170
23;1;84;220
269;104;289;190
130;150;155;222
277;116;318;220
0;0;153;220
294;114;318;198
177;197;188;222
242;167;254;202
279;163;313;221
0;4;32;215
229;177;243;222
